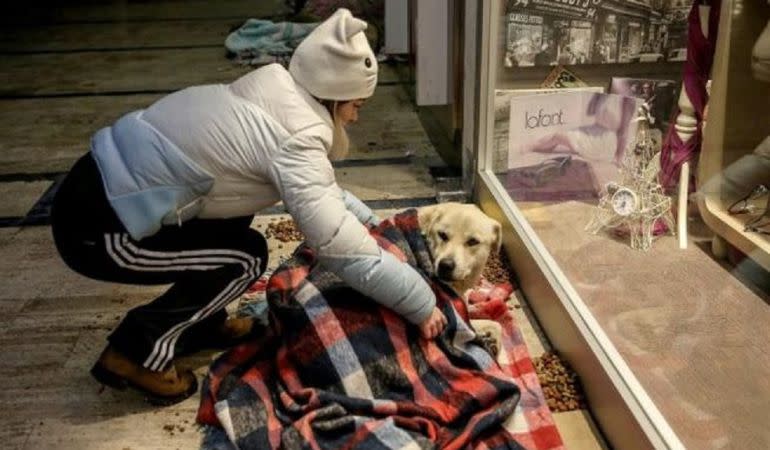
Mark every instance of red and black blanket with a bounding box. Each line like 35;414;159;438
197;209;563;449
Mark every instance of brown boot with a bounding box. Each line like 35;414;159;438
179;316;260;355
205;316;260;349
91;346;198;406
218;316;255;341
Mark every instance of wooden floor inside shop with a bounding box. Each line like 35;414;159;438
0;1;605;448
518;199;770;449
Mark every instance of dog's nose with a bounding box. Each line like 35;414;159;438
437;258;455;279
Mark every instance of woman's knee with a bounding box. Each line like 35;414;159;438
241;228;269;276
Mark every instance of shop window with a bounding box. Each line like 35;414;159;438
475;0;770;448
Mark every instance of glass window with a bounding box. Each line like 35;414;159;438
474;0;770;449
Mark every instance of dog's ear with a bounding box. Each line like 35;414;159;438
491;219;502;253
418;204;443;233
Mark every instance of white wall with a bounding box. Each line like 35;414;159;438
415;0;453;105
384;0;409;54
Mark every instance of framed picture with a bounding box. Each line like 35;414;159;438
503;0;691;68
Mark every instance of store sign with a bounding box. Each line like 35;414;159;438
505;91;642;201
524;108;567;129
508;13;544;25
509;0;604;20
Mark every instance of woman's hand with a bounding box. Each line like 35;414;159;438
418;306;447;340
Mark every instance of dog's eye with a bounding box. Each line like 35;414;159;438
466;238;480;247
438;231;449;242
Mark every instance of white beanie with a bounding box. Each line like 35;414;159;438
289;8;378;101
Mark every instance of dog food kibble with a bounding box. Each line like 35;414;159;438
483;251;516;284
265;219;304;242
534;352;587;413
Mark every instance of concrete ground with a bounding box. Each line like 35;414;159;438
0;1;605;448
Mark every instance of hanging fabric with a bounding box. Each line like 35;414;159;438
659;0;722;193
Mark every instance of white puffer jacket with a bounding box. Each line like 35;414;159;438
91;64;435;324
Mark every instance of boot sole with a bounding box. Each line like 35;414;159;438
90;363;199;406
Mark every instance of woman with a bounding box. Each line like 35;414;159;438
51;8;445;405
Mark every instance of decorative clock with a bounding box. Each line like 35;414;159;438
587;105;675;251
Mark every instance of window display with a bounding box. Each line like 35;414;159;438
473;0;770;449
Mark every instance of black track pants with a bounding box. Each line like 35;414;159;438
51;154;268;371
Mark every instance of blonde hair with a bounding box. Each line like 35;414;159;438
320;100;350;161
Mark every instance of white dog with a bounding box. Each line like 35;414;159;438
418;202;502;295
418;203;505;356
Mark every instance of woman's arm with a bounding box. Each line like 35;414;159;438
340;189;380;227
267;126;435;324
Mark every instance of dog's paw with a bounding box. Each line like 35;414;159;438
476;330;500;357
470;319;503;358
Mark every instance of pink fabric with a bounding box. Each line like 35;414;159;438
467;280;514;320
659;0;722;193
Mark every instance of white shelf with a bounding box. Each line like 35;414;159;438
698;0;770;271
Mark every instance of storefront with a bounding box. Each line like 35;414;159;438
663;2;692;59
503;0;673;66
465;0;770;449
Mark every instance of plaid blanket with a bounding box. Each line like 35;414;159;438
197;209;563;449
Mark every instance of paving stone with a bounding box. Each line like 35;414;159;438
0;48;252;97
0;226;165;302
23;411;203;450
0;227;19;247
0;20;234;52
348;84;432;157
0;85;419;175
0;338;77;378
0;95;161;174
336;164;435;201
552;410;609;450
3;0;287;24
0;181;52;218
0;418;33;450
0;51;401;97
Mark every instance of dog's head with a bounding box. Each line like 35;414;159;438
418;203;502;294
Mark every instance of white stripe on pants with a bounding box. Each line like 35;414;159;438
104;233;261;371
